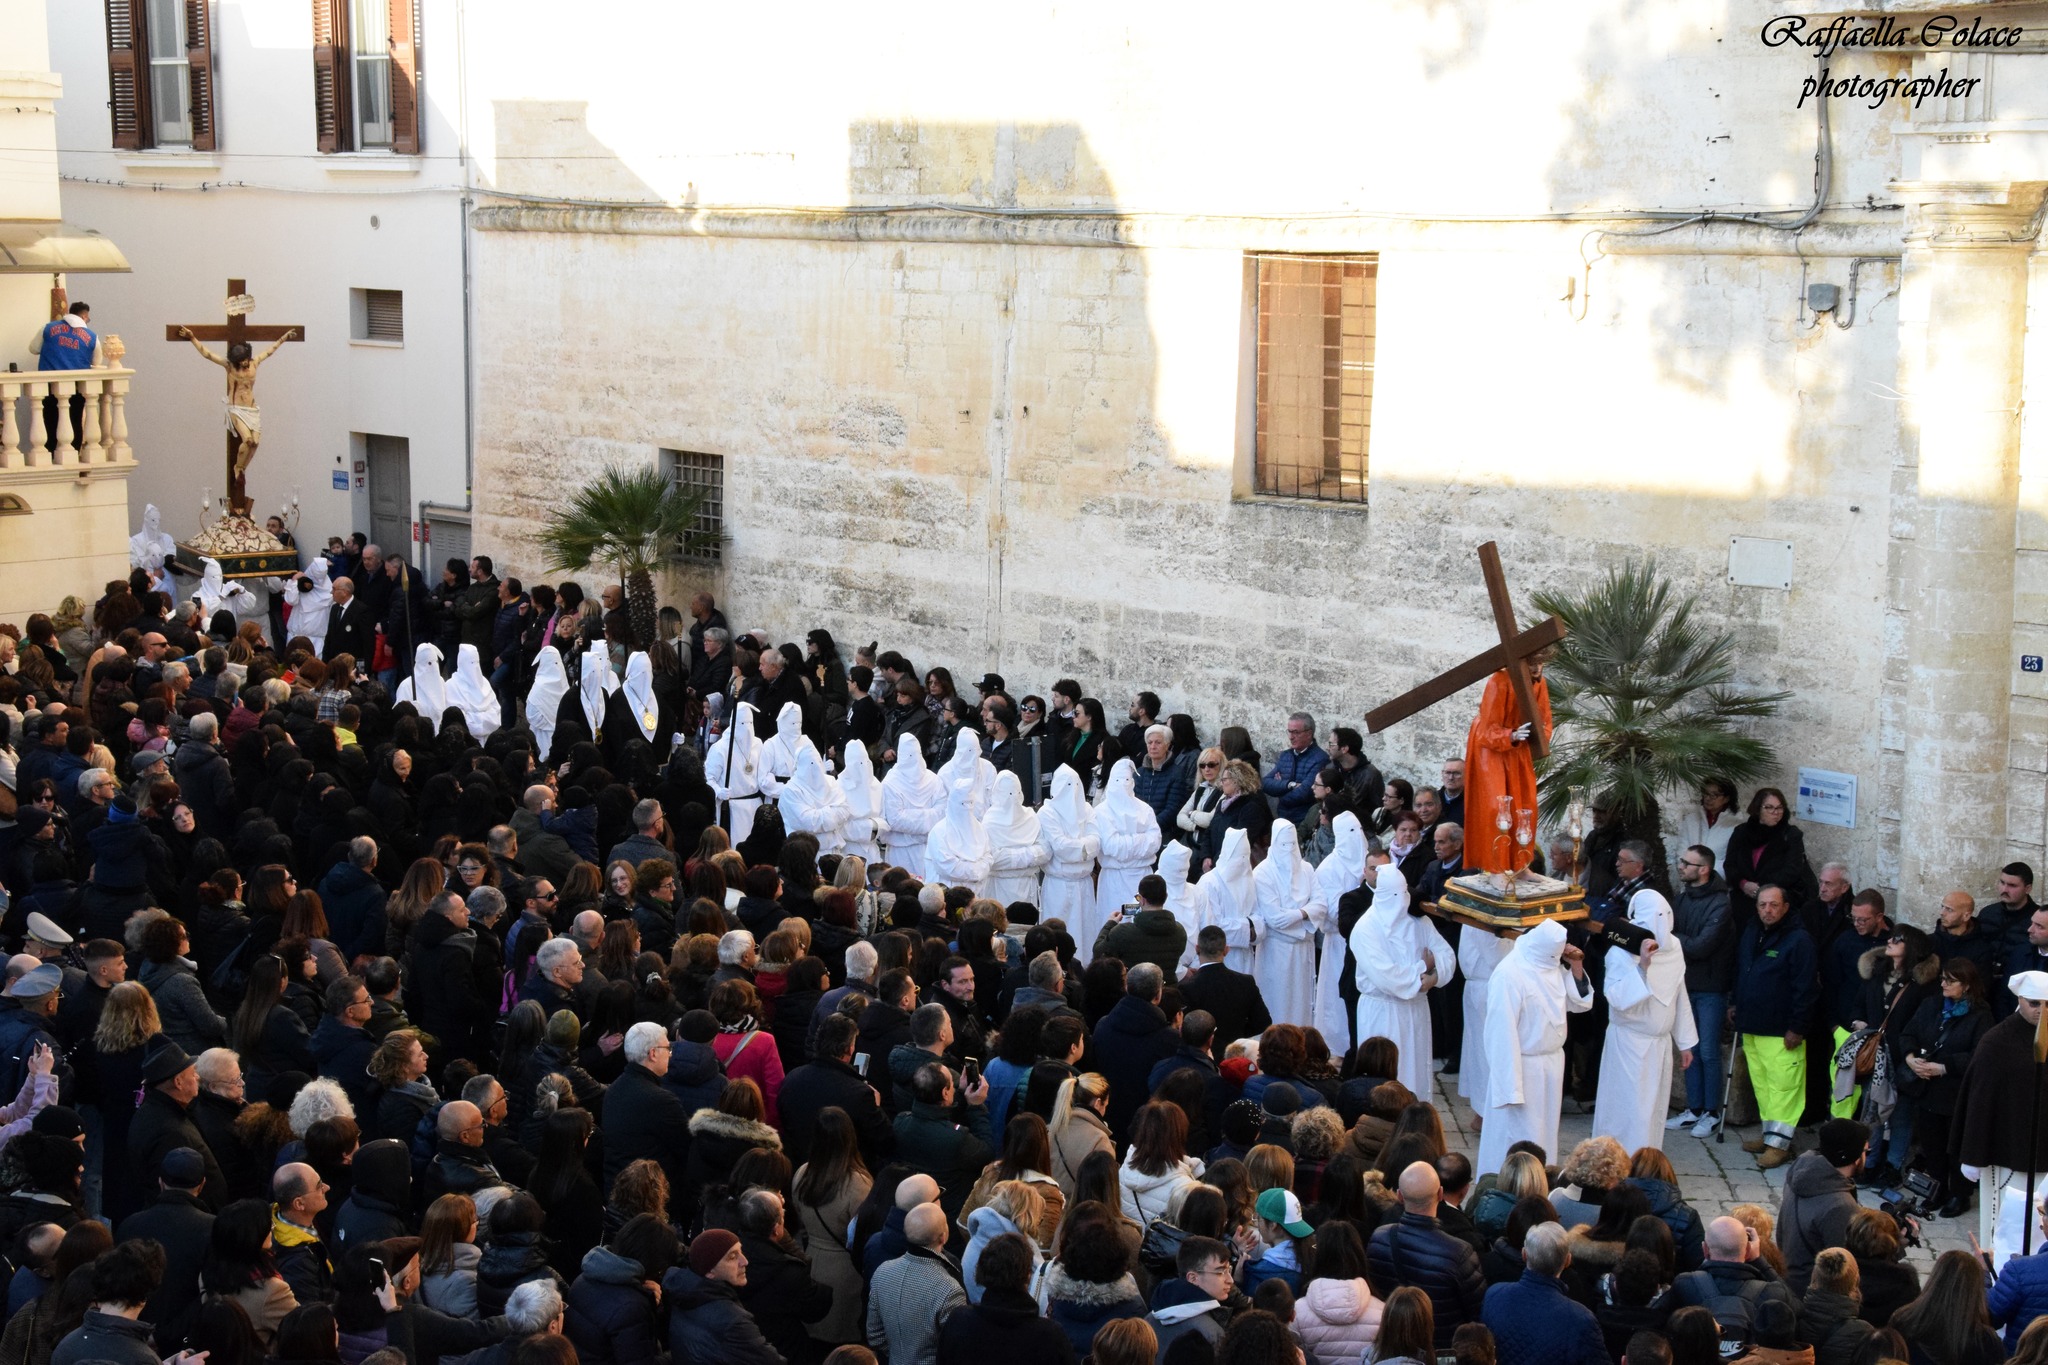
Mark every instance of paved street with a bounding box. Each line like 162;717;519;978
1425;1069;1970;1273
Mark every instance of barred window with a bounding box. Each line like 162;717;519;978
661;449;724;563
1253;253;1376;503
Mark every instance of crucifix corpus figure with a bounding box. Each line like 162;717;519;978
1364;541;1566;888
167;280;304;517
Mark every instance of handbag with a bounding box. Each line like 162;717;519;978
1852;1028;1884;1081
1139;1217;1191;1280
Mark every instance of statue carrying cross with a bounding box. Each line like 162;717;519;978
166;280;304;518
1365;542;1567;880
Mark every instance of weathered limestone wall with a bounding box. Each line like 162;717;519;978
474;216;1904;884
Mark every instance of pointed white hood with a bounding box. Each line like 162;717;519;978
526;646;569;750
1095;757;1153;837
1624;887;1687;1006
580;641;615;735
1208;827;1255;917
396;644;447;731
447;643;501;737
839;740;883;823
622;652;659;742
982;770;1040;847
883;731;945;805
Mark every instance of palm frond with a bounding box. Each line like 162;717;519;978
536;464;718;579
1531;559;1787;831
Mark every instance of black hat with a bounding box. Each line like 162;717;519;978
1260;1083;1301;1118
1221;1098;1262;1146
142;1036;195;1085
32;1106;83;1140
975;673;1005;694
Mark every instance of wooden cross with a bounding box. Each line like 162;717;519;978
165;279;305;517
1363;541;1566;760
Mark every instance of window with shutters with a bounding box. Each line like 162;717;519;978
350;288;404;344
660;450;725;564
1250;253;1376;504
313;0;421;154
106;0;218;151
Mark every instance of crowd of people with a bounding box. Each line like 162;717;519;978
0;543;2040;1365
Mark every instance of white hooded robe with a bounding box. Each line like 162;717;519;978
880;738;945;878
982;771;1049;906
278;560;334;656
925;776;994;891
1253;824;1324;1028
942;731;997;821
1351;867;1455;1099
1478;919;1595;1176
394;644;448;732
1201;829;1257;975
1313;813;1369;1050
1092;758;1164;954
1039;766;1101;947
525;646;569;759
447;643;502;738
579;642;617;741
1457;923;1514;1109
758;702;806;800
838;742;888;864
780;738;850;855
706;701;765;843
1592;889;1698;1155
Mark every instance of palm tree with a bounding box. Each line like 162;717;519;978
1530;560;1788;864
536;464;720;650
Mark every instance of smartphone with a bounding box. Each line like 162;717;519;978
962;1059;980;1090
852;1052;870;1077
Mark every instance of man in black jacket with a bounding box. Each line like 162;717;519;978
1367;1160;1487;1348
780;1013;894;1171
126;1039;229;1213
423;1101;505;1204
117;1148;214;1347
1669;848;1735;1139
603;1022;693;1209
321;576;376;665
308;976;378;1113
1179;926;1272;1050
410;893;484;1064
858;971;918;1115
1092;963;1179;1142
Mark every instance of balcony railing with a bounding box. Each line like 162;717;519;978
0;367;135;469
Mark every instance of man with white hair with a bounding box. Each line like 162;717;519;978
569;910;605;959
171;711;236;839
813;939;879;1052
602;1022;690;1196
1480;1221;1606;1365
425;1100;505;1202
519;938;585;1019
714;931;758;985
867;1203;964;1365
505;1278;566;1337
608;798;671;869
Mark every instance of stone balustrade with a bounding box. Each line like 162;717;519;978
0;366;135;469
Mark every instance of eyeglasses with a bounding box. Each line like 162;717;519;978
1198;761;1220;770
539;891;558;901
1677;860;1707;871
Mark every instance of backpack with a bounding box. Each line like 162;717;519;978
209;931;255;1002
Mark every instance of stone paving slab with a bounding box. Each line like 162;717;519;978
1425;1069;1967;1273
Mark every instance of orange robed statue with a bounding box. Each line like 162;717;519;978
1462;647;1555;877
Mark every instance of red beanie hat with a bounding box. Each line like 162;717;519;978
687;1229;740;1278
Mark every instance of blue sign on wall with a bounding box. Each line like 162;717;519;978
332;471;349;490
2025;656;2044;674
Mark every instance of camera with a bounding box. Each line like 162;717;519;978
1880;1167;1941;1245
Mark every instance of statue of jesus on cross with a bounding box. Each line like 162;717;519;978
167;280;304;517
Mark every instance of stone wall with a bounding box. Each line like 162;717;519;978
473;211;1908;891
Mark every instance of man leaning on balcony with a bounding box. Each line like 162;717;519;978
29;302;97;454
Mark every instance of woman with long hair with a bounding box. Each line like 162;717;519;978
416;1192;482;1318
555;861;604;924
1889;1250;2004;1365
792;1107;873;1346
203;1198;300;1346
1293;1220;1382;1362
275;936;324;1031
1043;1199;1146;1359
962;1112;1065;1247
1069;1149;1144;1282
230;955;315;1099
707;980;783;1123
88;981;163;1224
681;1078;781;1209
364;1029;436;1143
531;1107;602;1276
281;891;347;985
383;858;447;960
1120;1101;1205;1228
1365;1288;1433;1365
1049;1074;1115;1199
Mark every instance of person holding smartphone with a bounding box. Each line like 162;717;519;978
892;1059;992;1222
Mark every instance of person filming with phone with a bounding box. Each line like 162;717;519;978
892;1059;991;1221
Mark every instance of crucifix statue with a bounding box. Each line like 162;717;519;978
1365;542;1567;880
166;280;304;518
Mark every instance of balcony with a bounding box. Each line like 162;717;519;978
0;366;136;469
